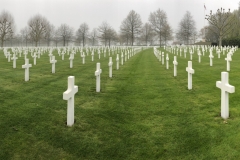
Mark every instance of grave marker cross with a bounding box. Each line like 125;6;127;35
173;56;178;77
225;54;232;71
186;61;194;90
50;56;57;73
22;58;32;81
95;63;102;92
11;53;18;68
216;72;235;119
166;54;169;69
108;57;113;78
116;54;119;70
63;76;78;126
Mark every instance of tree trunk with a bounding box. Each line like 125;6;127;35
159;32;161;47
146;36;147;46
47;39;50;47
132;32;134;46
83;36;85;47
219;36;222;47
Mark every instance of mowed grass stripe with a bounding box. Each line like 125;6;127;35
1;48;240;159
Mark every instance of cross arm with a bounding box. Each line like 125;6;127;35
216;81;235;93
63;86;78;100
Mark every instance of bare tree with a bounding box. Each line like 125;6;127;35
226;10;240;38
57;24;74;46
52;29;60;47
149;9;172;47
106;28;118;47
119;31;131;46
140;23;154;45
176;11;197;45
90;28;98;46
161;22;173;45
204;25;219;42
205;8;236;46
98;21;111;46
10;34;22;47
20;26;30;46
45;24;55;46
75;31;82;46
199;26;207;40
76;23;89;46
120;10;142;46
28;14;49;47
0;11;15;47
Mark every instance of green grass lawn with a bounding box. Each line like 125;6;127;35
0;47;240;159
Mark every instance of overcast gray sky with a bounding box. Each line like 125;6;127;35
1;0;239;34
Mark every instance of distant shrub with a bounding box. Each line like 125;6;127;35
222;38;240;48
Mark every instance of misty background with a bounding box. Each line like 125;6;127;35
0;0;239;46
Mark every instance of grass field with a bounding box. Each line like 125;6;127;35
1;47;240;159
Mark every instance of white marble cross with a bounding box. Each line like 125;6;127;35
121;52;124;65
161;52;164;65
186;61;194;90
198;51;202;63
11;53;18;68
225;54;232;71
223;48;226;55
22;58;32;81
24;51;28;60
116;54;119;70
108;57;113;78
173;56;178;77
49;52;53;63
32;53;37;65
166;53;169;69
209;51;214;66
91;51;94;61
216;72;235;119
72;51;75;59
38;51;41;58
19;50;22;57
190;50;193;60
7;52;11;62
98;50;101;59
125;52;127;62
50;56;57;73
62;52;65;60
82;52;85;64
202;49;205;56
69;54;74;68
95;63;102;92
63;76;78;126
217;49;221;58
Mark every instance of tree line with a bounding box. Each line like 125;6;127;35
201;3;240;46
0;8;202;47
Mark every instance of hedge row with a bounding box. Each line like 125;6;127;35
222;38;240;47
